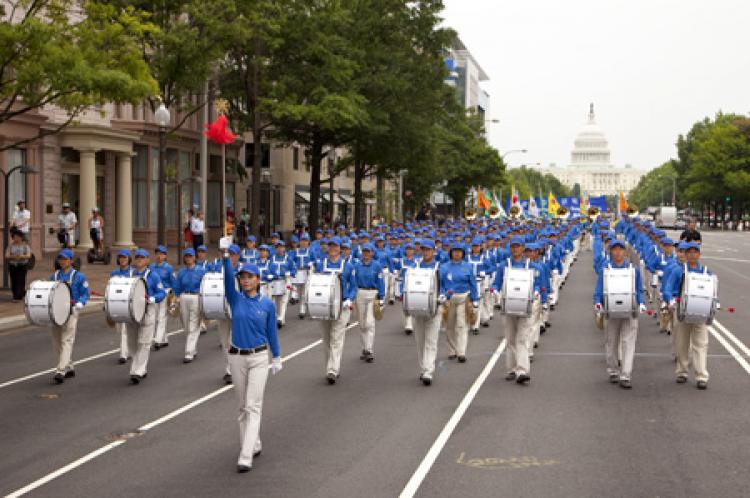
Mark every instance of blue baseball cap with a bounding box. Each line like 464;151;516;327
183;248;196;257
676;241;689;251
328;236;341;247
684;242;701;252
271;232;280;238
340;239;351;249
421;239;435;250
238;263;260;276
290;235;299;243
134;248;149;258
661;237;674;246
228;244;241;255
609;240;626;250
259;244;271;252
57;248;74;260
117;249;132;259
509;236;525;246
275;240;285;247
197;245;207;252
300;233;311;241
246;235;256;242
155;245;167;254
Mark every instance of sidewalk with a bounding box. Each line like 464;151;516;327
0;248;216;332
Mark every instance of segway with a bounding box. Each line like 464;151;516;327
86;228;111;264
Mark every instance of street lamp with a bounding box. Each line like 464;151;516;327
154;101;170;246
501;149;527;160
328;149;337;225
485;119;500;124
2;164;38;289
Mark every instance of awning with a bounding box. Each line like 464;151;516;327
295;192;310;203
338;193;354;204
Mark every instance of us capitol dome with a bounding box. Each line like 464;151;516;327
536;103;645;197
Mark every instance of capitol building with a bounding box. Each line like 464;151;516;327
537;104;644;197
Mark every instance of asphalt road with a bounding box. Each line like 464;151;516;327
1;231;749;498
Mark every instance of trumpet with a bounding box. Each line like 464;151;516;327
465;208;478;221
588;206;600;222
557;206;570;220
488;206;501;219
508;205;521;219
627;205;639;218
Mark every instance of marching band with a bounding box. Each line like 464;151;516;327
22;209;723;471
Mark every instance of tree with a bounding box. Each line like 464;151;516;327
628;161;677;209
505;166;570;200
0;0;157;151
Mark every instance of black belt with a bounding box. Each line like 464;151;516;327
360;287;377;290
228;344;268;355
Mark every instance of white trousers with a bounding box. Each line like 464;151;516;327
116;322;129;359
356;289;377;352
180;294;201;358
480;288;493;324
403;312;414;332
272;279;290;324
527;298;543;356
605;317;638;380
51;308;79;374
229;351;268;467
503;314;531;375
217;319;232;375
446;293;469;357
153;291;170;344
126;305;156;376
320;306;351;376
414;312;441;378
674;320;709;382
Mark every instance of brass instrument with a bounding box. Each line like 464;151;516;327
465;208;477;221
557;206;570;220
588;206;600;222
508;205;521;219
373;299;383;321
488;206;501;219
627;204;639;218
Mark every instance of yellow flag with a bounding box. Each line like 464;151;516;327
548;192;560;215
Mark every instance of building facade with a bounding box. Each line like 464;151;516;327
536;104;644;197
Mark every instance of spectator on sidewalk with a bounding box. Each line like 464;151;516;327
11;200;31;240
5;229;31;302
190;210;205;251
58;203;77;248
679;218;702;244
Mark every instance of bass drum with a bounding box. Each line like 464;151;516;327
678;268;718;325
402;268;439;318
501;267;534;317
291;269;308;286
200;272;231;320
25;280;72;327
304;273;342;320
105;276;147;325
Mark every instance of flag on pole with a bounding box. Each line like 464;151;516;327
618;191;628;213
580;193;589;214
492;190;507;218
528;194;540;218
477;186;492;210
548;192;560;215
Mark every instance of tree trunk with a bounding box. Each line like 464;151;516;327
308;139;323;233
376;167;384;220
354;157;364;229
250;38;262;240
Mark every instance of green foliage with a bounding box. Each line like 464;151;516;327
0;0;157;150
628;161;677;209
506;166;570;200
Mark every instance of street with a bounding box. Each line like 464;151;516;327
1;231;749;498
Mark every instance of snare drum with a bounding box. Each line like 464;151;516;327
402;268;439;318
200;272;231;320
105;276;147;325
25;280;72;327
304;273;342;320
271;278;287;296
292;269;308;286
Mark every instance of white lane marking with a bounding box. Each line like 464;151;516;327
0;329;184;390
709;327;750;375
399;338;507;498
5;323;358;497
712;320;750;359
701;256;750;264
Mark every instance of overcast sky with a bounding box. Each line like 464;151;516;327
441;0;750;171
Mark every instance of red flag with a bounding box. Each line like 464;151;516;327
205;115;237;145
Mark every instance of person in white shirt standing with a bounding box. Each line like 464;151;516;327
11;200;31;240
190;211;206;252
58;203;78;248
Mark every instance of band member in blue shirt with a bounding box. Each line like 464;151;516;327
221;240;281;473
353;243;385;363
174;248;206;363
49;249;90;383
439;244;479;364
110;249;133;363
150;245;175;350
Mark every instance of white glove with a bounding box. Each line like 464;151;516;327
438;295;447;305
715;302;721;310
342;299;352;309
479;271;486;277
472;301;479;309
660;302;668;311
542;303;549;310
74;302;84;310
594;303;602;312
657;270;664;277
669;299;676;309
639;303;647;314
148;296;156;304
378;300;384;307
285;271;291;277
219;236;232;250
270;357;283;375
266;274;274;281
534;290;540;299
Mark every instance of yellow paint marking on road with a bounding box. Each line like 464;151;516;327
456;452;560;470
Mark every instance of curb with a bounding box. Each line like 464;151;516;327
0;303;103;333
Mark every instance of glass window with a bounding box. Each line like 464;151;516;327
179;151;191;180
209;154;222;176
150;148;159;228
293;147;299;170
226;182;235;212
207;181;220;227
7;149;26;218
132;145;148;228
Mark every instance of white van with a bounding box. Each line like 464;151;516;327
656;206;677;228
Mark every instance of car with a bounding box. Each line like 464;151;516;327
674;218;687;230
